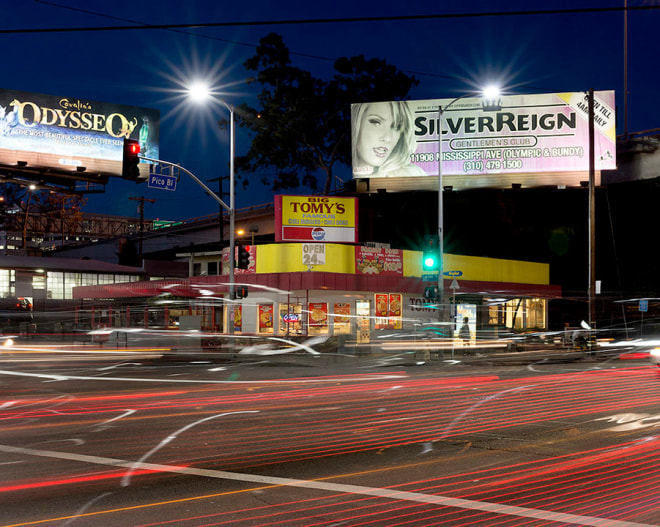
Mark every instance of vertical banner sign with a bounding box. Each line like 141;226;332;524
375;294;389;317
351;91;616;189
275;195;358;243
233;305;242;333
388;294;402;317
258;304;274;333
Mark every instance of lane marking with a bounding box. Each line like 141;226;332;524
0;443;652;527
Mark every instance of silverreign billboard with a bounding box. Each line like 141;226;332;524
351;91;615;189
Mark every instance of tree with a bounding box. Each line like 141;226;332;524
232;33;418;194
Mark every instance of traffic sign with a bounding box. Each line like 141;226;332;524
148;173;177;191
422;273;439;282
443;270;463;277
640;299;649;312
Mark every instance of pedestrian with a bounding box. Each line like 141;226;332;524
459;317;471;353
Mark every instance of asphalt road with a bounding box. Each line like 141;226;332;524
0;343;659;526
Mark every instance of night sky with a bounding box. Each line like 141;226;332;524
3;1;657;222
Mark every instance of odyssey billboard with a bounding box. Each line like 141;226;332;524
351;91;615;189
275;195;358;243
0;88;159;180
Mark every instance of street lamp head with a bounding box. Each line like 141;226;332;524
482;84;501;100
187;81;212;103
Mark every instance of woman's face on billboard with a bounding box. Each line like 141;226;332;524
356;102;402;169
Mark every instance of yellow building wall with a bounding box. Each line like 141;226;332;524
255;243;356;274
255;244;549;285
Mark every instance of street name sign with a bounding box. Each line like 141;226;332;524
148;173;177;191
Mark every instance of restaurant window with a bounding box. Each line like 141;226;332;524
503;298;546;330
279;303;303;335
207;261;218;276
526;298;546;329
356;299;371;344
333;302;352;334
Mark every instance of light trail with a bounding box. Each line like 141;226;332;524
0;443;655;527
0;369;407;384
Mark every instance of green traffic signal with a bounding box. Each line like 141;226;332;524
422;234;439;271
423;255;437;270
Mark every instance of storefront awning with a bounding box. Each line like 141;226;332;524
73;272;561;300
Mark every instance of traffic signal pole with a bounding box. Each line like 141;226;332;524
138;152;236;334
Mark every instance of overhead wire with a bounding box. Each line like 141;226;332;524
9;4;660;34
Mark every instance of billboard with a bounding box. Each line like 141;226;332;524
0;88;159;180
275;195;358;243
351;91;615;189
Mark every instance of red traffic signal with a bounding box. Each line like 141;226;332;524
122;139;143;181
127;141;140;155
236;245;251;269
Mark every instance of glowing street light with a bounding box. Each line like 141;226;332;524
187;81;237;333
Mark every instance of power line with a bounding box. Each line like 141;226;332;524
5;5;660;34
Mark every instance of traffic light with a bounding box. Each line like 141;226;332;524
423;286;438;301
122;138;142;181
236;245;250;269
422;235;439;272
235;286;248;299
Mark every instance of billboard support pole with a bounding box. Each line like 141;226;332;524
587;88;596;348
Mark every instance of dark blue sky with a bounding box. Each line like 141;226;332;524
3;0;658;221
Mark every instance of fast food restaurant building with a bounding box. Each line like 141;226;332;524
73;240;560;342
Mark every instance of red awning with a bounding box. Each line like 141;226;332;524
73;272;561;300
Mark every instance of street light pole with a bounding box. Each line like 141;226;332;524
437;94;473;327
186;82;236;335
437;104;445;323
436;88;501;332
218;100;236;335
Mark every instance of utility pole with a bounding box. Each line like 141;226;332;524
207;175;229;241
129;196;156;264
587;88;596;349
